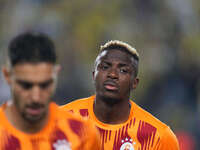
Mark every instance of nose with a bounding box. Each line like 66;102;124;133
30;86;41;102
107;68;118;79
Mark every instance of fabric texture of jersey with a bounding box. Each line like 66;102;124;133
61;95;179;150
0;102;100;150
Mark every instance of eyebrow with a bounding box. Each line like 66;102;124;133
16;79;53;86
101;61;111;65
102;60;130;67
118;63;130;67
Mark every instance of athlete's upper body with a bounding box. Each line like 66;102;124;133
62;95;179;150
0;101;100;150
0;32;100;150
61;40;180;150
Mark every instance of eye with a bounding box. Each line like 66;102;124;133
17;81;33;90
102;65;109;70
120;68;128;73
39;80;53;89
99;63;109;70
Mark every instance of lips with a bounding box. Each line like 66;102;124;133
26;105;44;116
26;108;43;116
104;81;119;91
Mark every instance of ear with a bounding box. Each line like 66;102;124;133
92;71;95;80
54;64;61;75
132;77;139;89
2;66;12;85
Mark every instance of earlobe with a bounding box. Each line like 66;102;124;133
55;65;61;74
132;78;139;89
2;66;12;85
92;71;95;80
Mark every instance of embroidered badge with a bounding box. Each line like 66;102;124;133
53;139;71;150
120;138;135;150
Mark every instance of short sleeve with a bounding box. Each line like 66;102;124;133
157;126;180;150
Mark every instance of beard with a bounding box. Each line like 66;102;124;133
14;96;49;124
21;109;46;124
21;102;47;124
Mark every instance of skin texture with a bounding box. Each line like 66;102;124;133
2;63;60;133
93;49;139;124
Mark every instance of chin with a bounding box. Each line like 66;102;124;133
23;113;45;124
101;93;121;106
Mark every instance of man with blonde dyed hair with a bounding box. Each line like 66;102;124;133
61;40;180;150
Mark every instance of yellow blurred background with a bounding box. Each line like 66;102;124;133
0;0;199;149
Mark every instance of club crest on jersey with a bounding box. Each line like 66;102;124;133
53;139;71;150
120;138;135;150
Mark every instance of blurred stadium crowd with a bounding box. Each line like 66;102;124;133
0;0;199;149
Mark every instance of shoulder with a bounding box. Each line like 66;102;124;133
130;100;168;130
57;103;100;140
51;102;95;133
47;103;101;150
53;102;91;125
60;95;95;110
155;126;179;149
0;103;8;128
130;101;179;149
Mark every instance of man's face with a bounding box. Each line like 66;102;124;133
4;63;58;123
93;49;139;103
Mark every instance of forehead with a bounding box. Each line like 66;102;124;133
97;49;133;64
12;63;55;82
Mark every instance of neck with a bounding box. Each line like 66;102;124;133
5;102;49;134
94;96;131;124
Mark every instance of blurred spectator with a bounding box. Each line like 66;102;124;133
176;131;196;150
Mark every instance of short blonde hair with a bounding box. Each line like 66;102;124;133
100;40;139;60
